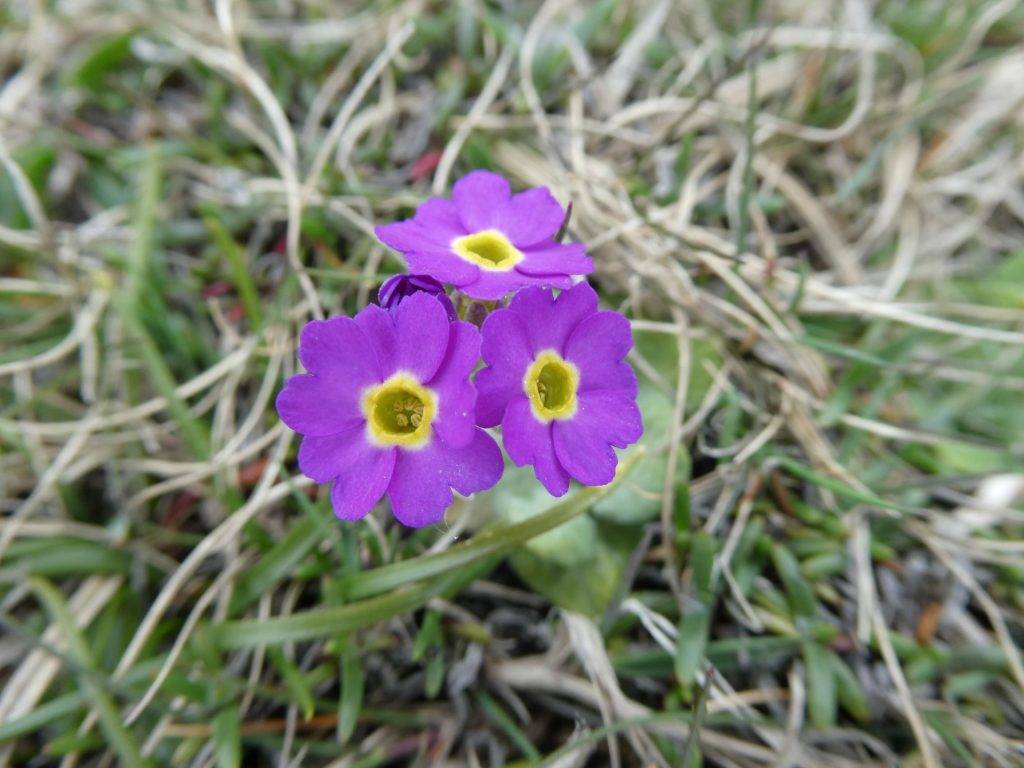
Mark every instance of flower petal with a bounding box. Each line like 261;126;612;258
500;187;567;247
552;390;642;486
459;266;577;300
393;292;450;382
447;428;504;496
297;424;365;482
413;197;466;243
502;396;571;496
295;426;395;520
452;170;511;232
375;198;465;250
476;310;533;427
298;317;380;379
516;242;593;277
429;321;482;449
379;274;457;322
276;374;364;436
329;442;396;521
507;281;599;354
352;304;396;375
403;247;481;286
564;311;638;396
387;428;503;527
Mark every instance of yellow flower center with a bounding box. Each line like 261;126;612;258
451;229;524;271
362;373;437;448
524;350;579;422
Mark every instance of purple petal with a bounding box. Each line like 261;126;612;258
500;187;567;247
403;248;481;287
352;304;397;375
413;197;467;242
276;374;365;436
298;317;380;379
452;170;512;232
376;196;480;288
375;198;465;251
564;311;638;396
378;273;444;307
295;426;395;520
393;292;450;382
508;281;599;354
502;396;571;496
297;424;367;482
429;321;482;449
378;274;457;322
475;310;533;427
387;428;503;527
456;269;532;301
446;428;504;496
516;241;593;277
457;268;575;301
552;390;642;486
329;442;397;521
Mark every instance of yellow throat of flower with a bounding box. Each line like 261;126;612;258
524;350;579;422
363;373;437;448
451;229;524;271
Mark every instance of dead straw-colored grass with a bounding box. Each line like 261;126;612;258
1;0;1023;766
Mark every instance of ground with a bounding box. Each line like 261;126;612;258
1;1;1023;766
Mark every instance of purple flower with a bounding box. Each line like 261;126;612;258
475;282;642;496
374;170;593;301
276;293;503;527
378;273;457;322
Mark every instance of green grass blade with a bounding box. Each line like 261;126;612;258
337;636;364;745
266;647;315;721
28;578;147;766
212;704;241;768
802;640;838;729
204;215;263;329
337;449;644;601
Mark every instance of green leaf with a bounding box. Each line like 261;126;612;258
27;579;147;766
336;450;643;601
830;653;870;722
212;704;241;768
337;637;363;745
477;691;541;761
230;514;322;612
64;33;135;93
674;606;711;688
592;332;715;525
803;640;837;729
412;609;443;662
266;647;315;721
484;462;600;567
690;532;716;600
933;441;1008;474
425;652;445;699
214;568;465;649
771;544;818;619
509;519;641;615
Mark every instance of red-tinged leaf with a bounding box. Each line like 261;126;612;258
202;280;233;298
237;457;268;487
409;149;443;182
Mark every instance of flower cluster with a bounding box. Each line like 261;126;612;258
277;171;642;527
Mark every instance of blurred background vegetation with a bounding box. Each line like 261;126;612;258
1;0;1023;765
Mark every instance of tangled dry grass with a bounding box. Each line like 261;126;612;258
1;0;1023;766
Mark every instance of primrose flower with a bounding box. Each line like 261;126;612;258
276;293;503;527
378;273;457;322
475;282;642;496
375;170;593;301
